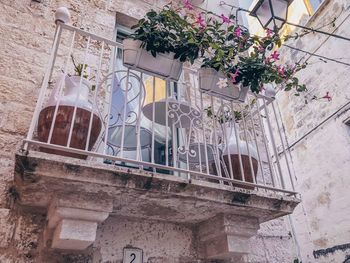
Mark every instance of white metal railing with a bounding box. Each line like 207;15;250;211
23;19;298;197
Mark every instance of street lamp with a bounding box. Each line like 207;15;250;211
219;0;350;43
250;0;292;31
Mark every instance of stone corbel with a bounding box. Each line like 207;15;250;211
44;195;113;251
198;214;260;260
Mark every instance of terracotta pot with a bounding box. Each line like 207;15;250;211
221;154;258;189
123;39;183;81
37;75;102;159
213;122;258;189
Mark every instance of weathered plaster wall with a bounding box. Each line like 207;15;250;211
276;0;350;262
93;216;296;263
246;218;296;263
0;0;297;262
94;216;197;263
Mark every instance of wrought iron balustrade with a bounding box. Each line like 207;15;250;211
23;20;297;197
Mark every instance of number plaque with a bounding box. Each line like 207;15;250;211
123;247;143;263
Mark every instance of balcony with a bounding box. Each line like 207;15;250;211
14;14;300;260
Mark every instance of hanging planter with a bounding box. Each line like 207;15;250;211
37;74;102;159
125;5;202;82
123;39;183;81
198;68;249;102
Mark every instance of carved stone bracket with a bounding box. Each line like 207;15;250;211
197;214;260;260
44;196;113;250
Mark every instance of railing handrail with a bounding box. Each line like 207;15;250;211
60;23;124;48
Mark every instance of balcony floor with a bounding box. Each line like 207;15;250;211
15;151;300;224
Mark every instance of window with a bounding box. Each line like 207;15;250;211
107;16;172;170
304;0;326;15
116;24;133;43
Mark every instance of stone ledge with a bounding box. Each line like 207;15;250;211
15;151;300;225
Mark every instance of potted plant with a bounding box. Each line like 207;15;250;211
37;57;102;159
189;11;307;101
195;15;252;102
124;1;212;81
123;6;187;81
205;104;258;189
235;33;307;95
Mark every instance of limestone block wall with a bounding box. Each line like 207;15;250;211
0;0;296;262
276;0;350;262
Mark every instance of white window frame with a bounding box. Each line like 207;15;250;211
304;0;331;26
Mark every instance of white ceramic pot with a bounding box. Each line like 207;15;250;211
46;75;92;109
123;39;183;81
198;68;249;102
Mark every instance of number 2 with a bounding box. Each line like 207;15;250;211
130;253;136;263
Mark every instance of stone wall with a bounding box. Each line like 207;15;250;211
276;0;350;262
0;0;145;262
0;0;300;262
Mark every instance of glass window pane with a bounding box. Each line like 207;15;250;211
274;18;285;29
256;0;273;27
272;0;288;19
308;0;324;13
266;19;275;30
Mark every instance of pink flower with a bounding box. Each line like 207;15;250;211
196;13;206;28
322;92;332;101
277;65;285;76
266;29;273;38
230;68;240;84
220;14;231;24
270;50;280;61
235;27;242;38
184;0;193;10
